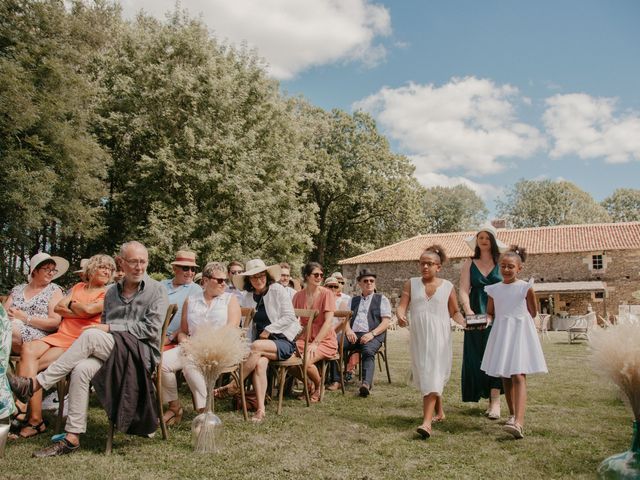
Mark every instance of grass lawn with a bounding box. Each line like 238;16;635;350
2;329;632;479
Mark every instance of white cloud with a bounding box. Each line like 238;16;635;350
353;76;545;175
119;0;391;79
543;93;640;163
411;167;502;201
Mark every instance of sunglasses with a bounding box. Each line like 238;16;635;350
205;277;226;285
310;272;324;278
250;272;267;280
326;284;339;289
361;279;375;284
180;266;197;272
338;281;345;285
230;270;243;275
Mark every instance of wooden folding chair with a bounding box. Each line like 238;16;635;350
318;310;351;400
105;303;178;454
231;307;254;421
269;308;317;415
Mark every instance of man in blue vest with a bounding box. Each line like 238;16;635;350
342;269;391;397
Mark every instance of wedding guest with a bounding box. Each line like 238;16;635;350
161;250;201;342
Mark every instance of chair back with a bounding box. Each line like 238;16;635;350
294;308;319;366
333;310;352;359
157;304;178;372
240;307;255;340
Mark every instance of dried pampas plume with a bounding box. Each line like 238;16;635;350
181;324;250;380
590;324;640;421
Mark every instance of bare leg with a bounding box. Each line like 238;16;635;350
512;374;527;426
252;357;269;421
11;321;24;354
421;393;437;429
17;341;51;433
488;387;501;417
434;396;445;421
502;378;514;417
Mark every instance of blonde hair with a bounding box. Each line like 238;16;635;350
85;254;116;282
202;262;227;279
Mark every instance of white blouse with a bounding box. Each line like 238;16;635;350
186;291;232;335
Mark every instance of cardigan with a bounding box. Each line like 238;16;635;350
240;283;301;341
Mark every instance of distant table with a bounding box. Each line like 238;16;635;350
551;316;575;331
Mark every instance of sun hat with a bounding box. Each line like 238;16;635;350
356;269;377;281
232;259;281;290
324;276;339;287
74;258;90;274
330;271;345;281
464;223;508;253
29;253;69;281
170;250;198;267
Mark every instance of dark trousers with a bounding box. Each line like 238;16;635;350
330;332;383;386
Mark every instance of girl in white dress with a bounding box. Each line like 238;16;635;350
397;246;465;439
481;246;547;439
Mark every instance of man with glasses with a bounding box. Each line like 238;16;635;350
278;262;297;300
330;271;351;311
11;241;169;457
225;261;245;300
162;250;202;342
340;269;391;397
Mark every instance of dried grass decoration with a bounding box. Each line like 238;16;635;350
590;323;640;478
181;324;250;453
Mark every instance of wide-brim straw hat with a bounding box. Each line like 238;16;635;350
29;252;69;281
232;259;281;291
464;223;508;253
171;250;198;267
74;258;89;274
324;276;339;286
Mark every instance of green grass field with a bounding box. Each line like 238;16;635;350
2;329;632;479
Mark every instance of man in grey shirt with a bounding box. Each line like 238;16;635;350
10;241;168;457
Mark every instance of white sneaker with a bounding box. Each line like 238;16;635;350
42;391;59;410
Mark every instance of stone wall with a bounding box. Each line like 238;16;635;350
340;248;640;317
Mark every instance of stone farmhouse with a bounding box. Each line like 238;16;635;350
338;222;640;321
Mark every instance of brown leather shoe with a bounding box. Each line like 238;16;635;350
8;375;34;404
358;383;370;397
32;439;79;458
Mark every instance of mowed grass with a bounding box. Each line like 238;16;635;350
3;330;632;480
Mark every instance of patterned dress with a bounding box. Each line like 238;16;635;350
461;262;504;402
0;304;16;419
10;282;63;342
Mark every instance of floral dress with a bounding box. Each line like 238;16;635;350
0;304;16;419
10;282;63;342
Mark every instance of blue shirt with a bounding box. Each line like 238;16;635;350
161;279;202;337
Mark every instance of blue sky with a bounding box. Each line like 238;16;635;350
123;0;640;212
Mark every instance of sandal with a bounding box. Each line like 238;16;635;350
432;414;446;423
503;422;524;439
163;408;183;426
19;420;46;439
10;404;28;434
416;424;432;439
251;409;266;423
213;384;238;400
297;383;316;401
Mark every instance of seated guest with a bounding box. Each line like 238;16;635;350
0;304;16;421
278;262;297;300
216;259;300;422
340;269;391;397
161;250;202;343
330;271;351;310
13;254;114;439
291;262;337;403
324;277;350;311
161;262;241;425
6;253;67;354
9;241;168;457
225;261;245;300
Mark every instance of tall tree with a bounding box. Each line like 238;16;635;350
601;188;640;222
496;179;610;228
422;185;488;233
93;11;314;272
296;103;426;270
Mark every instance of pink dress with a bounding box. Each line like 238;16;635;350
292;287;337;360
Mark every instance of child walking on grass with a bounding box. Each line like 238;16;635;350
397;246;465;439
481;245;548;439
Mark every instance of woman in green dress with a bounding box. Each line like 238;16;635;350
0;304;16;421
459;225;507;419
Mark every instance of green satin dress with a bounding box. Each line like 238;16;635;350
461;261;503;402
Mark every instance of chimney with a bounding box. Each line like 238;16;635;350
491;219;506;229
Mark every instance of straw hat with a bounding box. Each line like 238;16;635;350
170;250;198;267
330;272;345;281
464;223;508;253
29;252;69;281
232;259;281;290
324;276;339;287
74;258;89;274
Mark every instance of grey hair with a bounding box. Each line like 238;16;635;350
202;262;227;278
119;241;147;258
85;254;116;282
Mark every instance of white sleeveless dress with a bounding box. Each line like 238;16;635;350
409;277;453;396
481;279;548;377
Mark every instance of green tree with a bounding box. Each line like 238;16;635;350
601;188;640;222
296;103;426;270
496;179;610;228
93;11;314;272
0;0;117;288
422;185;488;233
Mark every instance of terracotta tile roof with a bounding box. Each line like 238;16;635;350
533;281;606;293
338;222;640;265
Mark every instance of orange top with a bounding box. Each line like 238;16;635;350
41;282;106;349
292;287;337;356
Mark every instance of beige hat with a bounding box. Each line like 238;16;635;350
330;272;344;281
324;276;339;286
74;258;90;274
464;223;508;253
171;250;198;267
232;259;281;290
29;252;69;281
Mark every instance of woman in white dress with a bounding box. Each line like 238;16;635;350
481;246;547;439
161;262;241;425
397;246;465;439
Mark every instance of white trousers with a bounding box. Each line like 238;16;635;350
161;346;207;410
36;328;114;434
